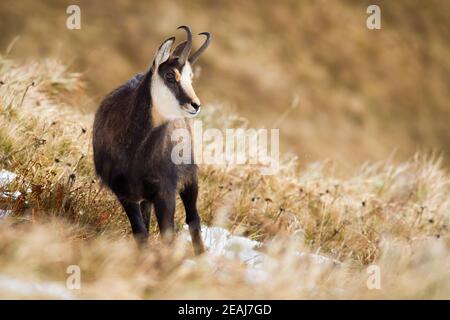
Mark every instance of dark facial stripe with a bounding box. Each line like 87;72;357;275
174;84;192;105
157;59;194;106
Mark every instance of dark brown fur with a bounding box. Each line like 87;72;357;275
93;61;205;254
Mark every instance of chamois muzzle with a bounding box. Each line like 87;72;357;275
191;101;200;111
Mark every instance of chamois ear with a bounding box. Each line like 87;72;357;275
171;40;188;60
153;37;175;69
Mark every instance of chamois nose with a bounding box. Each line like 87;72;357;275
191;101;200;111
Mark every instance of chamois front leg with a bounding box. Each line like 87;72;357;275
119;198;148;248
153;191;176;244
180;182;205;255
140;200;152;233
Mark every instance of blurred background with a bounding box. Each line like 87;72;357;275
1;0;449;171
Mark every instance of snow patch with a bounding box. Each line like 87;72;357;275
0;169;21;220
0;191;22;201
0;275;75;299
0;209;12;219
0;169;22;201
0;169;17;186
183;225;335;283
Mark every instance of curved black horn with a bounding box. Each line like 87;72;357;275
189;32;212;65
177;25;192;64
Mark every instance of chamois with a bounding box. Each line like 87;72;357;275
92;26;211;255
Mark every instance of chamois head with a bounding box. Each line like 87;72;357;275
151;25;211;120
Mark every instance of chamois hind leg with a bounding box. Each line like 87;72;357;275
118;198;148;248
140;200;152;233
180;182;205;255
153;191;176;244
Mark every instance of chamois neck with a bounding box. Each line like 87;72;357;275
132;70;164;130
148;67;171;128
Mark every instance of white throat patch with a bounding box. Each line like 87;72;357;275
151;71;183;122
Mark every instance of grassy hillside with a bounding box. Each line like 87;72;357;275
0;57;448;298
1;0;449;170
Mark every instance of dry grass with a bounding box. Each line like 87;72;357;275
1;0;449;169
0;57;449;299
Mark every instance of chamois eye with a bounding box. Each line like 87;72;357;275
165;72;175;82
